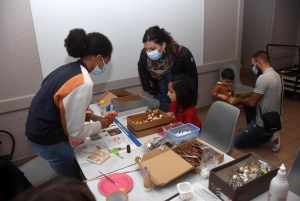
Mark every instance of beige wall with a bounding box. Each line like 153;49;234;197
0;0;244;161
241;0;300;70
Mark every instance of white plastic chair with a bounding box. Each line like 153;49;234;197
219;64;254;95
198;101;240;155
287;148;300;196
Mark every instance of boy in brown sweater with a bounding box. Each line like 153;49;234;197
212;68;237;104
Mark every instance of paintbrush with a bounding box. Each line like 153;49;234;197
99;171;125;191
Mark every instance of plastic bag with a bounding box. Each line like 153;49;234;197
142;137;176;152
198;145;221;180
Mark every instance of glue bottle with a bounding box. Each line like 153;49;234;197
99;100;106;117
268;164;289;201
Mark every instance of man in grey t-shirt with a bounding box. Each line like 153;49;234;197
230;51;282;152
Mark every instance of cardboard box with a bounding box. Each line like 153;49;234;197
127;123;168;138
135;146;194;186
172;138;224;174
127;110;172;131
97;90;134;104
111;95;148;115
117;106;149;117
208;153;278;201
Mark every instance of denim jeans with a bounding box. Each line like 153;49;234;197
243;106;256;125
29;141;80;179
234;119;272;149
153;71;172;112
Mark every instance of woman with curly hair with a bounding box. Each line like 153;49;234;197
25;28;113;179
138;26;198;112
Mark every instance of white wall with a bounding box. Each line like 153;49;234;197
241;0;274;69
30;0;204;83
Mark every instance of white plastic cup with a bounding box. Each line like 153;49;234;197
106;191;129;201
177;182;193;201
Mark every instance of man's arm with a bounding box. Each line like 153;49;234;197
229;92;263;107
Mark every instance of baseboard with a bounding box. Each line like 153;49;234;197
196;104;211;113
12;154;38;167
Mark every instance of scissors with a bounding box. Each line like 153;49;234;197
110;148;124;159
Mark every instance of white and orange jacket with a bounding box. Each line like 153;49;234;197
25;60;101;145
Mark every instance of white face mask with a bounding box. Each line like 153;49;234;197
90;57;107;75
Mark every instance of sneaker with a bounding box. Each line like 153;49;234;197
270;131;280;152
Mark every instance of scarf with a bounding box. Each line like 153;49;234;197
147;55;172;80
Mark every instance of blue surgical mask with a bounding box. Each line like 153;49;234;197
90;57;107;75
252;65;258;75
146;47;162;61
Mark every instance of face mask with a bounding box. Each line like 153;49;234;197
252;65;258;75
90;57;107;75
146;47;162;61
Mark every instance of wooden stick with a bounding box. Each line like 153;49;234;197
83;168;140;183
83;163;137;182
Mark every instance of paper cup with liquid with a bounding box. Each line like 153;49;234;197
106;191;128;201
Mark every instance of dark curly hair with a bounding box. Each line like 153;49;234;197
169;74;198;110
64;28;113;58
142;26;177;65
221;68;235;80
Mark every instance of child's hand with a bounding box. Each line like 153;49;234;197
166;112;176;119
218;94;228;101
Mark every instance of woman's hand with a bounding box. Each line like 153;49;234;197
85;113;102;122
98;117;113;129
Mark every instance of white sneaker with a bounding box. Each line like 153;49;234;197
270;131;280;152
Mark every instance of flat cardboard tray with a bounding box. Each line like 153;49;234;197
208;152;278;201
172;138;224;174
135;146;194;186
127;110;172;131
97;90;134;104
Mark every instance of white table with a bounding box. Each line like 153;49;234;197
78;103;299;201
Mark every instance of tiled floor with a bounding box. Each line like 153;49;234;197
198;69;300;172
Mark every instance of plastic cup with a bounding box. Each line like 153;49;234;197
177;182;193;201
106;191;128;201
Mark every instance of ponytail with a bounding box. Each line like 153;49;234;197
64;28;113;59
64;28;88;58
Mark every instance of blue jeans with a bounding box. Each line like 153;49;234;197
243;106;256;125
234;120;272;149
29;141;80;179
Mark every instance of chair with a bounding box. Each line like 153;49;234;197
198;101;240;155
286;148;300;196
18;156;57;186
0;130;15;163
219;64;254;95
